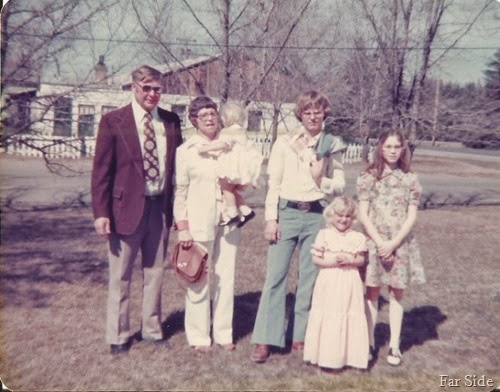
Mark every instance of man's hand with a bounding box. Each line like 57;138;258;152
264;220;281;243
94;217;111;237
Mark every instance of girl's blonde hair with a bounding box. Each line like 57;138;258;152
323;195;357;226
220;101;248;128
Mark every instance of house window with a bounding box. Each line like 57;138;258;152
53;97;72;136
7;94;32;133
171;104;187;127
247;110;262;132
17;100;31;130
78;105;95;137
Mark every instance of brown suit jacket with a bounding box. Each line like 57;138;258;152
91;104;183;235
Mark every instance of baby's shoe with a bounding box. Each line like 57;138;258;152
237;210;256;228
219;213;239;226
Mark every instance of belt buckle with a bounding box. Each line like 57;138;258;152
147;195;160;201
297;202;311;212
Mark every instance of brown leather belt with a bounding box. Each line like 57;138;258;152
145;194;163;201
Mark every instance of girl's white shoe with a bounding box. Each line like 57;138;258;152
387;347;402;366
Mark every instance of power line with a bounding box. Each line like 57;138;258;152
10;32;499;51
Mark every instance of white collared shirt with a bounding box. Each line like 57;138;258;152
131;99;167;196
265;127;345;221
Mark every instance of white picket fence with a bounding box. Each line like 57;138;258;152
4;134;369;164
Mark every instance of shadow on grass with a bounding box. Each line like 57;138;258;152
233;291;261;342
401;305;448;351
1;207;108;307
162;310;185;340
152;291;297;346
374;302;447;354
156;291;266;343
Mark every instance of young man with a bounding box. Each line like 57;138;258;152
250;90;346;363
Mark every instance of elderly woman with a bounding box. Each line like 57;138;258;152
173;96;241;353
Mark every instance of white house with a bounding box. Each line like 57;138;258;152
26;55;300;140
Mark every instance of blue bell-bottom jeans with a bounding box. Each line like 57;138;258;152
251;203;324;347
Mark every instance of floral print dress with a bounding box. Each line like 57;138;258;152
356;167;425;289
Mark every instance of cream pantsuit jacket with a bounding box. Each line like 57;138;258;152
173;134;241;346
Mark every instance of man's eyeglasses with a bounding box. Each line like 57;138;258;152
302;110;324;118
135;82;164;94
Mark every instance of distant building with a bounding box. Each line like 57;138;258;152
6;55;300;139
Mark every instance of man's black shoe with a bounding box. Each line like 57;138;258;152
141;337;171;348
152;339;171;348
110;342;130;355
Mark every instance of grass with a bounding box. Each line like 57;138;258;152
1;203;499;391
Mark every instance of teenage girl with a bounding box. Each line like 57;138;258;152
303;195;369;373
356;129;425;366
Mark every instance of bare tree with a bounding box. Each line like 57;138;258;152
130;0;319;144
1;0;120;89
345;0;494;143
0;0;147;173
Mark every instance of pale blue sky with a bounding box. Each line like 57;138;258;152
6;0;497;85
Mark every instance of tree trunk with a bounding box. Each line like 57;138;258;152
270;104;280;145
431;78;440;145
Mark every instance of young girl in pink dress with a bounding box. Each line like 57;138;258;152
356;129;425;367
303;195;369;373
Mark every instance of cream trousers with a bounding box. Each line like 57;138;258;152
184;225;241;346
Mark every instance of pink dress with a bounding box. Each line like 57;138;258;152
303;228;369;370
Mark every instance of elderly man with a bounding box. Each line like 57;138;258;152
91;65;182;354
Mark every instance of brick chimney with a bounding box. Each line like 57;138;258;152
94;55;108;85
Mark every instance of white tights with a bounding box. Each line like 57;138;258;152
389;296;404;350
365;294;404;350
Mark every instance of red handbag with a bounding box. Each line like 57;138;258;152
171;242;208;284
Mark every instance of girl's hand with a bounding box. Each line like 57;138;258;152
336;252;353;266
311;244;325;258
221;141;233;152
377;240;397;259
322;250;338;264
